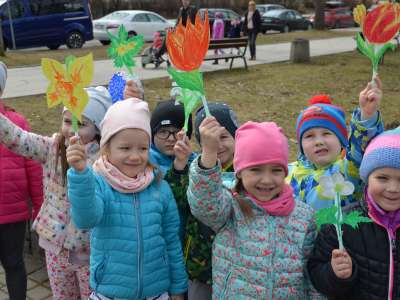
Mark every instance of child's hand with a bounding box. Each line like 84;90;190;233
124;80;143;100
199;116;225;169
66;136;87;172
173;130;192;171
331;249;352;279
170;295;184;300
359;76;382;120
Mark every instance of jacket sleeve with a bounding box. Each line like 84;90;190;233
0;111;52;164
307;224;358;297
254;10;262;32
67;167;105;229
187;156;234;232
241;11;248;33
160;181;188;295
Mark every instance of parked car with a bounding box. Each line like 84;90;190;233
0;0;92;50
256;4;285;15
199;8;242;37
93;10;174;45
261;9;313;33
308;7;355;28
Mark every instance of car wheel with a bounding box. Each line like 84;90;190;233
262;30;267;34
66;31;84;49
128;31;137;39
100;40;110;46
47;44;60;50
333;21;341;29
282;25;289;33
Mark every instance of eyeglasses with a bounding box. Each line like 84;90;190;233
155;129;179;140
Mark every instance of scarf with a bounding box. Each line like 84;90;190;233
245;184;295;216
366;189;400;241
93;155;154;194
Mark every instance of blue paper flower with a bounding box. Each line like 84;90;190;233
109;72;126;104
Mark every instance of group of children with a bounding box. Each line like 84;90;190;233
0;59;399;300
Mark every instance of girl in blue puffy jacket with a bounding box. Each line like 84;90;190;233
66;98;187;300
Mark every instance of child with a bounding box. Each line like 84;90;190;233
0;62;43;300
212;12;225;65
307;128;400;300
188;118;322;298
228;18;241;39
66;98;188;300
288;79;384;210
168;103;238;299
150;99;195;177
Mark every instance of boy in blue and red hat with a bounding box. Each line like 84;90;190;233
288;79;385;210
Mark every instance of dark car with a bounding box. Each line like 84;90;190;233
256;4;285;15
261;9;313;33
199;8;242;37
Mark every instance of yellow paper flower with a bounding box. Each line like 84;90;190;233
353;4;367;26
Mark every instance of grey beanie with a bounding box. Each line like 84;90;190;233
0;62;7;96
83;86;113;130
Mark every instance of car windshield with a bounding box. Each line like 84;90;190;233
102;12;130;20
264;10;284;17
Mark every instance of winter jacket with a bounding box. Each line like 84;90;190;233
176;5;197;27
68;167;188;299
212;19;225;40
288;109;384;210
166;161;234;285
187;157;325;299
307;200;400;300
0;112;97;255
242;9;261;34
0;102;43;224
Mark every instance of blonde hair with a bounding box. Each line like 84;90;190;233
249;1;256;6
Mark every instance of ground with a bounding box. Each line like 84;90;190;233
4;49;399;160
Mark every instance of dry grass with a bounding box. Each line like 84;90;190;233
4;49;399;160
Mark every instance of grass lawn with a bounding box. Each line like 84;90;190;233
4;49;399;160
0;29;357;68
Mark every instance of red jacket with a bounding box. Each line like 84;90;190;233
0;101;43;224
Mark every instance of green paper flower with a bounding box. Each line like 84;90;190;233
107;25;144;74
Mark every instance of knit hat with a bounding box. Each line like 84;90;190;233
150;100;192;139
0;62;7;96
195;102;239;143
100;98;151;148
234;122;289;175
360;127;400;182
296;95;348;154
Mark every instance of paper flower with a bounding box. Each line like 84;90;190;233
41;53;93;131
107;25;144;74
354;3;400;82
166;11;211;129
315;173;371;249
108;72;126;103
167;11;210;71
319;173;355;199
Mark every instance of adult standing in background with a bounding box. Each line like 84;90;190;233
241;1;261;60
176;0;198;27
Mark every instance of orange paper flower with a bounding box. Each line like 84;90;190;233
167;11;210;71
363;3;400;44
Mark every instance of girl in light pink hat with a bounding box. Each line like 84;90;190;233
66;98;187;300
187;117;324;299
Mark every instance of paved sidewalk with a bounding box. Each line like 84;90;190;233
3;36;358;99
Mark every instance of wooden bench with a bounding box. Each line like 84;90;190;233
204;37;249;70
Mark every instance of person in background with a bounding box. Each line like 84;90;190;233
241;0;261;60
176;0;197;27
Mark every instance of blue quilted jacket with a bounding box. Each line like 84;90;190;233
67;167;188;299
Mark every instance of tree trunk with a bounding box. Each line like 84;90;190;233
0;18;5;56
314;0;326;30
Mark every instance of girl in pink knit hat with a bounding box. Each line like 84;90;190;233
66;98;187;300
187;116;324;299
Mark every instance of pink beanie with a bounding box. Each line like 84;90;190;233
100;98;151;148
233;121;289;175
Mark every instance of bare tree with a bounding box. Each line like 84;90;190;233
313;0;326;30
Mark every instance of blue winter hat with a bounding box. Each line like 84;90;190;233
296;95;348;154
360;127;400;182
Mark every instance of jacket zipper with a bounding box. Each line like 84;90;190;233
388;232;395;300
134;194;143;299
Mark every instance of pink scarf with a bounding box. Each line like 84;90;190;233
93;156;154;194
245;184;295;216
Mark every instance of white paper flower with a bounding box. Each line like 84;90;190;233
319;173;355;199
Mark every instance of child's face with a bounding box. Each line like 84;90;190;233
301;127;341;167
368;167;400;212
62;111;97;145
107;128;149;178
153;126;180;156
217;128;235;168
238;164;286;202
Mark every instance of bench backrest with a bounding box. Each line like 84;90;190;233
208;37;248;50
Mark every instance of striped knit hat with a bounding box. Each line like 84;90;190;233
296;95;348;154
360;127;400;182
